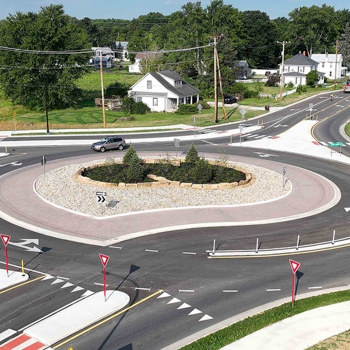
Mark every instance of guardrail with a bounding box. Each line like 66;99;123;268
207;231;350;257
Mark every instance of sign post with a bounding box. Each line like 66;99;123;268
174;138;180;158
289;259;301;308
283;166;287;189
0;234;11;276
329;142;344;157
99;253;110;302
41;156;47;177
238;124;244;146
13;111;17;131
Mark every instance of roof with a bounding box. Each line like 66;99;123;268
284;53;318;66
150;70;200;97
311;54;342;63
135;52;157;60
235;60;248;67
283;72;306;77
116;41;128;49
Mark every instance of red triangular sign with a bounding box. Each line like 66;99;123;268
99;253;109;267
0;234;11;247
289;259;300;274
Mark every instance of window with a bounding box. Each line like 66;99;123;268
330;64;332;68
175;80;182;86
137;97;142;102
303;67;305;73
322;62;324;68
295;77;298;84
147;80;152;89
329;71;332;77
153;98;158;106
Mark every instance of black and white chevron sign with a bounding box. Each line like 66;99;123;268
96;191;106;203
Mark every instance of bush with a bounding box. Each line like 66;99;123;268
185;144;200;163
287;82;294;88
231;83;250;95
244;90;259;98
126;155;143;183
190;158;212;183
123;144;139;165
306;70;319;87
175;104;198;115
121;97;150;115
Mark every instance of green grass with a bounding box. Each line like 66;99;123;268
181;290;350;350
345;122;350;138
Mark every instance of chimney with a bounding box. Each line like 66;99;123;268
326;52;328;63
303;51;306;56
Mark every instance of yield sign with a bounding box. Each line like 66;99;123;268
289;259;300;274
99;253;110;268
0;234;11;247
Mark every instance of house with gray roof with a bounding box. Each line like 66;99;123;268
279;52;324;86
311;53;347;79
128;70;200;112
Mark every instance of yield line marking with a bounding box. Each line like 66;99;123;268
53;290;163;349
223;290;238;293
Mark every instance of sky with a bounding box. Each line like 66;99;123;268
0;0;348;21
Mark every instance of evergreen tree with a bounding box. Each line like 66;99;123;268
123;144;139;165
126;154;143;183
185;144;200;163
190;158;212;183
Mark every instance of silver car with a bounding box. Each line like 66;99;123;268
91;136;126;152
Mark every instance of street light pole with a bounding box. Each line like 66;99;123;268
277;41;290;100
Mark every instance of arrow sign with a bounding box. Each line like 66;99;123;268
345;208;350;212
0;234;11;247
99;253;110;268
289;259;300;274
96;192;106;203
8;239;42;253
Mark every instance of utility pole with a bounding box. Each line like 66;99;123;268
334;40;338;91
213;36;218;123
277;41;290;100
99;48;106;127
215;48;227;120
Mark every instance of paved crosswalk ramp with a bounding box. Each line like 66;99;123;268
0;333;50;350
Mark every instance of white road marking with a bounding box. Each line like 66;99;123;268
199;314;213;321
158;292;171;299
188;308;202;315
183;252;196;255
71;286;84;293
145;249;159;253
319;141;328;146
82;290;94;297
168;297;181;304
308;286;322;290
223;290;238;293
56;276;69;280
266;289;281;292
94;283;107;287
201;140;218;145
134;287;151;291
61;282;74;289
51;279;65;285
109;245;123;249
178;303;191;309
179;289;194;293
0;329;16;342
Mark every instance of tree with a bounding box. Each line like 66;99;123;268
306;70;319;87
190;158;212;183
339;23;350;69
0;5;90;133
185;144;200;163
123;144;139;166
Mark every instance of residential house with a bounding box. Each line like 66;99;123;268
128;70;200;112
90;47;115;68
310;53;347;79
279;52;324;86
129;52;157;74
234;60;251;80
115;41;128;61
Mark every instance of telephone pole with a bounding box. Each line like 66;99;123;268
334;40;338;91
213;36;218;123
277;41;290;100
99;48;106;127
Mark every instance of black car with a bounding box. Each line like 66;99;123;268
224;95;237;104
91;136;126;152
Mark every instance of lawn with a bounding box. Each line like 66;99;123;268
181;290;350;350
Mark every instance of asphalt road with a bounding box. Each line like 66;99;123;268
1;90;350;349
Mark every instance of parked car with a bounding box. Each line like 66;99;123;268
224;95;237;104
91;136;126;152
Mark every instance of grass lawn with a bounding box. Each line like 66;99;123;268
345;122;350;138
181;290;350;350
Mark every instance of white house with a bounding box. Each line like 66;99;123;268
129;52;158;74
115;41;128;61
128;70;200;112
310;53;347;79
279;52;324;86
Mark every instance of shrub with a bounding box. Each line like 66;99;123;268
190;158;212;183
121;97;150;115
287;82;294;88
244;90;259;98
306;70;319;87
126;155;143;183
175;104;198;115
231;83;250;95
185;144;200;163
123;144;139;166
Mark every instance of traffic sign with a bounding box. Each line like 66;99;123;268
197;103;202;113
329;142;344;147
99;253;109;267
289;259;300;274
0;234;11;247
240;108;246;116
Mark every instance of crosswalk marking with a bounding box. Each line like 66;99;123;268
0;333;46;350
